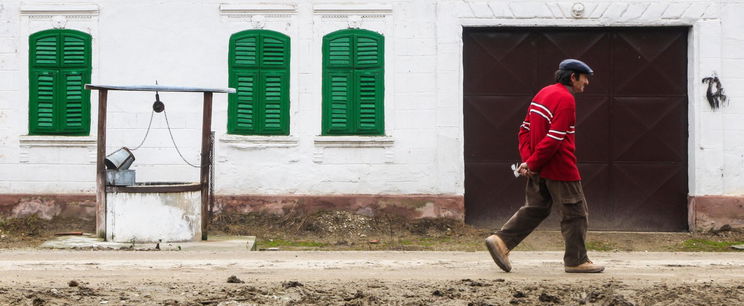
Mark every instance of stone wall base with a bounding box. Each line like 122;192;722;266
214;194;464;220
10;193;743;232
0;194;465;221
689;196;744;232
0;194;96;220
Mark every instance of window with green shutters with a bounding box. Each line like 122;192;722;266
228;30;290;135
322;29;384;135
28;29;92;135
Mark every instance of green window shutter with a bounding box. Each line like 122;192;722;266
261;71;289;134
229;70;258;133
61;32;90;67
228;30;290;135
29;70;57;134
261;34;289;69
29;29;91;136
231;35;258;68
355;35;383;68
325;34;353;68
323;71;353;134
322;29;384;135
30;33;58;67
355;70;384;134
60;70;90;133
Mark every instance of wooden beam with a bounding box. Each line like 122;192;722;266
200;92;213;240
85;84;235;93
95;89;108;239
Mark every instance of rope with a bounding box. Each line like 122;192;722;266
163;109;202;168
128;82;204;169
128;110;155;151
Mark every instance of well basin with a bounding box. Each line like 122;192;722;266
105;182;201;243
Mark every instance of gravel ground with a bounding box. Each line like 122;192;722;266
1;250;742;305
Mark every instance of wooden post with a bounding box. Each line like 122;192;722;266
95;89;108;238
200;92;213;240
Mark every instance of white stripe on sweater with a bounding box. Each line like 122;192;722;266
530;109;552;124
531;102;554;118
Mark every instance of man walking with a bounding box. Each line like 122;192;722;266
485;59;605;273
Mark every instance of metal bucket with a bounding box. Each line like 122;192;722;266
105;147;135;170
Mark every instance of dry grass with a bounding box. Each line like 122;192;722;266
2;211;743;252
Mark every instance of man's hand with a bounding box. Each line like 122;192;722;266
518;162;537;177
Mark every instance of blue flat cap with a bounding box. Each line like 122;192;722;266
559;59;593;75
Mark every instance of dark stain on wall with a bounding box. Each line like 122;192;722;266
702;74;728;109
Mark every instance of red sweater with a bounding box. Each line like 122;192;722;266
518;83;580;181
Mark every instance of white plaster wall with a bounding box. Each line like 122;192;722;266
718;1;744;195
0;1;22;193
106;190;201;242
435;0;744;197
0;0;445;196
0;0;743;197
0;2;100;193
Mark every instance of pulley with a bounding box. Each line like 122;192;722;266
153;92;165;113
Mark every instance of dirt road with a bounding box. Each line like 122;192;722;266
1;250;742;305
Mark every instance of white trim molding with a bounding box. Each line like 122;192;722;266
313;136;395;164
19;135;96;148
219;3;297;15
219;3;297;20
20;4;99;16
314;136;394;148
451;1;717;22
219;134;299;150
313;4;393;15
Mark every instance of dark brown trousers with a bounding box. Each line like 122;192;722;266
495;175;589;266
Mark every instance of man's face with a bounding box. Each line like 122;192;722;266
571;73;590;93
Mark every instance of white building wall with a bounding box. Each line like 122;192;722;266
719;2;744;195
436;0;744;197
0;0;742;198
0;1;21;193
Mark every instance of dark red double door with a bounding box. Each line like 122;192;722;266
463;27;689;231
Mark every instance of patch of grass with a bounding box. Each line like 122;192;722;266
257;239;327;249
586;241;615;251
396;239;414;246
0;215;45;236
679;239;744;252
397;237;454;247
379;236;481;250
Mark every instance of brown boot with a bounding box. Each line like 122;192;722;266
485;234;511;272
565;260;605;273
